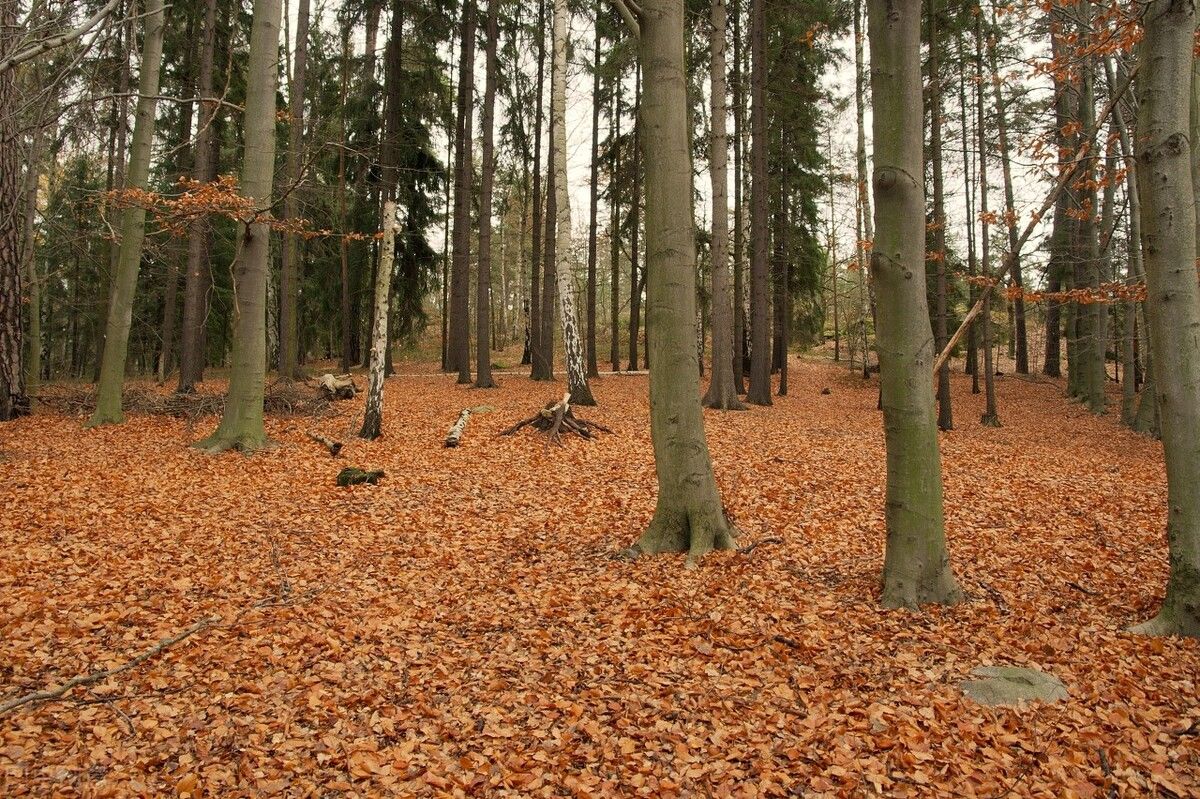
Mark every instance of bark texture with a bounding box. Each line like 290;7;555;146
627;0;736;563
194;0;282;453
1132;0;1200;637
746;0;771;406
88;0;167;427
551;0;594;405
360;203;398;440
703;0;745;411
869;0;960;608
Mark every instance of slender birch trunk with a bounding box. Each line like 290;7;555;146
552;0;593;405
360;203;398;440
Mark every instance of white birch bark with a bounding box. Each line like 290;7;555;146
359;201;398;440
552;0;594;405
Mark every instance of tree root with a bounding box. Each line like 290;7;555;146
501;394;612;446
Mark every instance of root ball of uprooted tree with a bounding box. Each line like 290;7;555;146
501;393;613;446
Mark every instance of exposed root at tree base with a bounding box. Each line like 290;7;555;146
193;434;277;456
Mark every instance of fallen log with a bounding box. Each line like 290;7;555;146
443;405;493;448
312;373;357;401
501;393;613;446
307;432;343;457
445;410;471;448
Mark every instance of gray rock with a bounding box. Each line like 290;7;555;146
960;666;1069;706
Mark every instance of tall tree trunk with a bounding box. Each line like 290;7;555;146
731;0;747;393
1075;6;1106;414
623;0;737;563
1043;17;1070;380
956;29;979;393
450;0;476;384
95;6;134;384
338;23;352;374
87;0;167;427
195;0;282;452
529;0;548;379
540;100;557;380
178;0;219;393
627;65;641;372
609;67;621;372
551;0;593;404
703;0;745;411
928;0;952;431
1106;57;1145;428
977;15;1000;427
476;0;498;388
361;203;398;439
778;151;790;396
870;0;960;609
441;34;453;373
279;0;310;380
0;0;24;420
158;23;196;385
986;4;1027;375
22;122;45;398
746;0;771;406
854;0;873;381
1131;0;1200;637
585;1;601;379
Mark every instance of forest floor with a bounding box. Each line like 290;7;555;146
1;354;1198;798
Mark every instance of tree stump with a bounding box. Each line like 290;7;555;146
501;393;613;446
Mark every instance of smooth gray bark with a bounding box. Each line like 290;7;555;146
869;0;960;608
1132;0;1200;637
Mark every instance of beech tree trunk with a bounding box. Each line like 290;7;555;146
703;0;745;411
361;203;398;440
551;0;593;405
746;0;771;406
87;0;167;427
869;0;960;609
1132;0;1200;637
194;0;282;453
279;0;310;380
619;0;737;563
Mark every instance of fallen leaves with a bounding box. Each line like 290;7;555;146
0;356;1197;797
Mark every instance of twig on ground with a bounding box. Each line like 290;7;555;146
738;537;782;557
0;615;221;717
